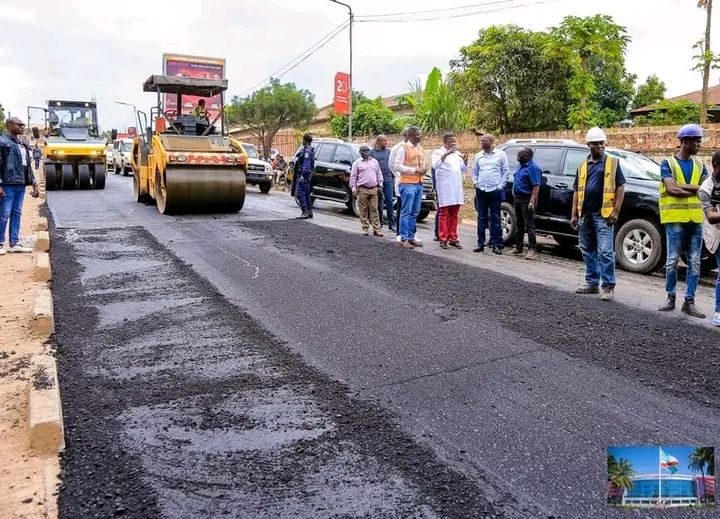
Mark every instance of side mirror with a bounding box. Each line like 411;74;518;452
32;127;40;140
111;129;118;141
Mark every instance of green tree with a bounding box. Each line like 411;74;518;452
634;99;703;126
402;67;469;133
608;457;635;503
549;15;631;129
689;447;715;505
632;75;667;110
329;92;400;138
0;103;5;132
451;25;571;133
225;79;316;156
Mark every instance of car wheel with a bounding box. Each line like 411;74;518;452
500;202;516;246
416;209;430;222
259;182;272;194
347;193;361;217
615;219;663;274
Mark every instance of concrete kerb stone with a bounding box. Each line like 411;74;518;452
35;252;51;282
36;231;50;252
31;286;54;336
28;354;65;455
35;216;48;232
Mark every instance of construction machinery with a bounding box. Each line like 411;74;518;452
29;100;107;190
131;75;247;214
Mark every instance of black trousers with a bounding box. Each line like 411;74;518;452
514;196;537;251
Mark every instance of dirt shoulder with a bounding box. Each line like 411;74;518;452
0;184;59;518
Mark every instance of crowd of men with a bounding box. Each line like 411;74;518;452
292;123;720;326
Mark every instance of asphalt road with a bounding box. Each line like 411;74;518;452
47;174;720;518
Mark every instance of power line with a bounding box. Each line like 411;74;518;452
238;21;349;97
356;0;524;19
356;0;555;23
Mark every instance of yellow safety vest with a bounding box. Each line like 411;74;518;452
576;155;618;218
659;156;703;224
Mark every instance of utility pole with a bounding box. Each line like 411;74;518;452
330;0;353;140
699;0;713;124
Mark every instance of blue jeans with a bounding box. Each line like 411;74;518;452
382;180;395;228
475;189;502;247
296;173;312;213
0;185;26;247
665;222;703;301
578;214;616;288
399;183;422;241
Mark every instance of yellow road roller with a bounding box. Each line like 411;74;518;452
30;100;107;190
131;75;247;214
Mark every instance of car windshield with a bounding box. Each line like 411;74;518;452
121;142;132;152
243;144;258;158
606;149;661;181
49;104;98;129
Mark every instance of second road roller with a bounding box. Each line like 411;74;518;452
131;75;247;214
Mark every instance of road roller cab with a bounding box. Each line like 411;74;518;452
29;100;107;191
132;75;247;214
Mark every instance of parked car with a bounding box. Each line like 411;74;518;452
240;142;274;193
497;139;707;275
110;139;134;176
288;138;434;221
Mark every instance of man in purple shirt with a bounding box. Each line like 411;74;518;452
350;144;384;236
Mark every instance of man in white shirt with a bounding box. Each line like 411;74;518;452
471;134;509;254
432;132;466;249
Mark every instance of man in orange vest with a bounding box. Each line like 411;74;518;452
393;126;427;249
570;127;626;301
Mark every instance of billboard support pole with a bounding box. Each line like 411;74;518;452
330;1;353;141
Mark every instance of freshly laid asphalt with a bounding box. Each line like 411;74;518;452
47;174;720;518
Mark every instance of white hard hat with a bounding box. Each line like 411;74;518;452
585;127;607;143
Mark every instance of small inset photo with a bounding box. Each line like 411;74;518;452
608;446;715;509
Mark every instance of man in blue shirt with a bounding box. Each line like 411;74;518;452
509;147;541;260
370;134;394;230
294;133;315;219
571;127;626;301
471;134;510;254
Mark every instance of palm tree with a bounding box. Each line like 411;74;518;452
400;68;469;133
609;457;635;504
689;447;715;505
697;0;713;124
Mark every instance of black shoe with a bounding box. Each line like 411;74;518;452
308;211;313;219
658;295;676;312
439;241;448;249
681;299;706;318
295;212;311;220
575;285;600;294
492;246;502;255
473;246;485;253
388;226;396;232
449;240;462;249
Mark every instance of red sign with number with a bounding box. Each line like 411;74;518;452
334;72;351;115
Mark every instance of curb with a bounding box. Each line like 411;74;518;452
35;217;48;232
35;252;52;282
36;231;50;252
31;286;54;336
28;354;65;455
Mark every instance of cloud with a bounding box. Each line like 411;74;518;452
0;6;35;22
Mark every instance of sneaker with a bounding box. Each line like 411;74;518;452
373;230;384;237
600;286;614;301
681;299;706;319
409;239;423;248
491;246;502;255
525;249;537;260
472;246;484;253
395;235;402;242
7;244;33;253
509;247;524;255
295;213;311;220
439;240;448;249
575;285;599;295
0;246;5;256
399;240;415;249
362;229;369;236
449;240;462;249
712;312;720;327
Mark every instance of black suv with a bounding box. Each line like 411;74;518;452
289;138;435;221
498;140;670;274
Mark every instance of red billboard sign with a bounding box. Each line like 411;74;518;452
162;54;226;122
334;72;351;115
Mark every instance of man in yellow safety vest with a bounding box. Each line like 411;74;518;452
570;127;626;301
657;123;708;318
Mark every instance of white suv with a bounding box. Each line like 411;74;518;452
110;139;134;176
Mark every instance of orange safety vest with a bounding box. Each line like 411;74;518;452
399;142;424;184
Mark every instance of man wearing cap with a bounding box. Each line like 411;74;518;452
350;144;384;236
0;117;39;255
657;124;708;318
570;127;626;301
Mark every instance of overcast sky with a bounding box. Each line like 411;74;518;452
1;0;715;131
